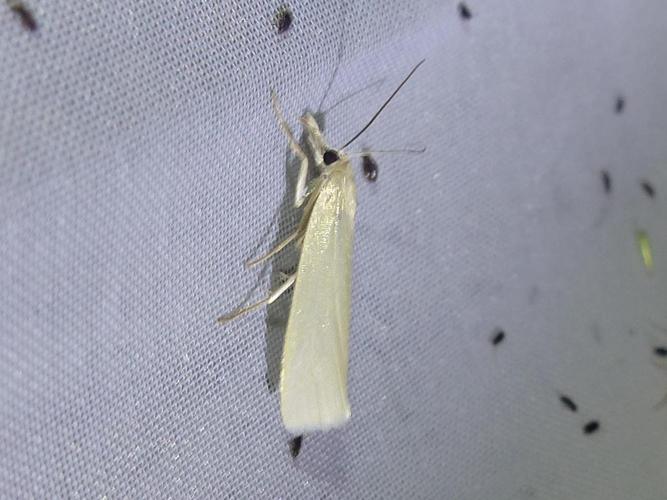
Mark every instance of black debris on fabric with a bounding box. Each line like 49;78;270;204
289;435;303;458
614;95;625;114
9;2;37;31
275;6;293;34
458;2;472;20
601;170;612;194
491;329;505;346
559;394;578;413
640;180;656;199
583;420;600;435
653;346;667;358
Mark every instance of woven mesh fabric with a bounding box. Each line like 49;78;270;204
2;0;667;498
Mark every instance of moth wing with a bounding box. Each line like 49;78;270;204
280;164;357;433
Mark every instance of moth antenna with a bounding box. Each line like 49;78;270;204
346;147;426;157
316;1;350;111
341;59;425;150
321;78;385;115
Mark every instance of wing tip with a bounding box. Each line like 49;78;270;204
282;407;351;434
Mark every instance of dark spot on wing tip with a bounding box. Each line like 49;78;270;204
582;420;600;435
491;329;505;346
559;394;578;413
10;3;37;31
640;180;656;199
653;346;667;358
362;153;378;182
275;6;293;34
600;170;612;194
289;435;303;457
458;2;472;20
614;95;625;114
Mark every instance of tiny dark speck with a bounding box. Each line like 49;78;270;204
289;435;303;457
10;3;37;31
491;329;505;346
458;2;472;20
583;420;600;435
275;7;293;34
600;170;612;194
654;346;667;358
640;180;656;198
559;394;578;413
362;154;378;182
614;96;625;114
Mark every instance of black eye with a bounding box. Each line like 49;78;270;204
323;149;339;165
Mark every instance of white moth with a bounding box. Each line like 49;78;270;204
219;60;425;434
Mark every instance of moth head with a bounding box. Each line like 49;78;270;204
323;149;340;166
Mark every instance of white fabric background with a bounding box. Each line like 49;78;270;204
1;0;666;498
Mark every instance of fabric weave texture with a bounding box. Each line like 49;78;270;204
1;1;667;498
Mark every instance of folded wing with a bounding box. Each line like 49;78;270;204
280;164;357;433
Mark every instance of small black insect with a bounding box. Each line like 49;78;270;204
362;153;378;182
600;170;612;194
614;95;625;114
653;346;667;358
582;420;600;435
275;6;293;34
458;2;472;20
9;2;37;31
491;329;505;346
640;180;656;199
289;435;303;458
559;394;578;413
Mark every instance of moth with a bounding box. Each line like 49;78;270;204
219;60;425;433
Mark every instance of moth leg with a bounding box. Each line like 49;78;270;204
245;229;300;268
271;91;309;208
300;114;326;167
217;274;296;324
